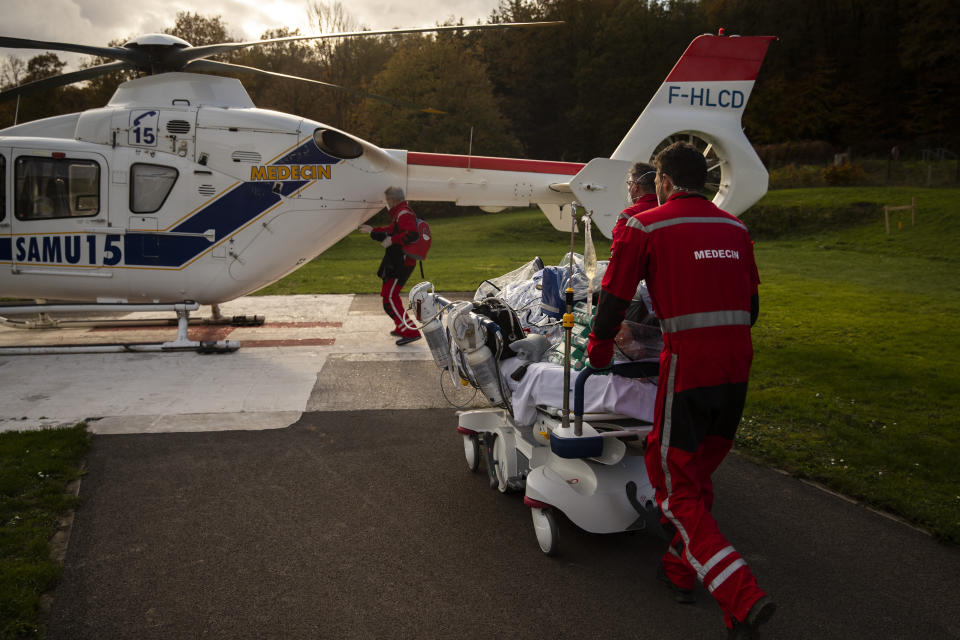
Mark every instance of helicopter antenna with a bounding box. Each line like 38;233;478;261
468;126;474;170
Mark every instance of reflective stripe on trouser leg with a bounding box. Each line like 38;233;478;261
385;279;416;332
655;352;765;623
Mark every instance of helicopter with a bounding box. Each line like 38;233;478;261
0;25;774;352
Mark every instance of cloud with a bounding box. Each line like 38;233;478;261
2;0;504;70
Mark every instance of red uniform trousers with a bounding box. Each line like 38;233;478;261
380;266;418;338
645;335;766;629
373;202;419;339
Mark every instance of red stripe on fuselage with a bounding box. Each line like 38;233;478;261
665;35;776;82
407;152;583;176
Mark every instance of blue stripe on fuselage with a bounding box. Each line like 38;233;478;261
124;141;341;267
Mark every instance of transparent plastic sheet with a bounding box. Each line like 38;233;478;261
467;254;615;350
560;253;607;293
474;256;545;301
614;319;663;362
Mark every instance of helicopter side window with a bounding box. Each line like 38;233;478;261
14;156;100;220
130;164;178;213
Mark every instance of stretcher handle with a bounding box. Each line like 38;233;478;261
573;361;660;434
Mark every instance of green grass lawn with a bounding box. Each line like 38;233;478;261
0;425;89;639
255;208;601;295
739;187;960;541
261;186;960;542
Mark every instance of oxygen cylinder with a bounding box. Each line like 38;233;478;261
420;317;451;368
408;281;450;368
466;345;504;405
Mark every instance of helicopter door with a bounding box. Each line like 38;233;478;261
0;149;8;269
11;149;110;273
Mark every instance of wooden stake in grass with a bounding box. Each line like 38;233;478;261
884;197;916;234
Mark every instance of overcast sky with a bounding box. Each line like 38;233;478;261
1;0;506;69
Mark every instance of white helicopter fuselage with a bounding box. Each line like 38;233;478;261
0;73;586;304
0;34;775;306
0;74;405;303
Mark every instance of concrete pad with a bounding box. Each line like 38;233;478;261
0;349;329;432
0;293;439;433
306;356;487;412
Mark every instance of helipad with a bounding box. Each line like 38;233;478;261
0;294;480;434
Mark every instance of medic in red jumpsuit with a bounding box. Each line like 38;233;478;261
587;143;775;638
612;162;658;247
361;186;420;345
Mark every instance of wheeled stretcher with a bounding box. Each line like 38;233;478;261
408;282;666;555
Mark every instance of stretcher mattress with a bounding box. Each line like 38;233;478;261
499;357;658;427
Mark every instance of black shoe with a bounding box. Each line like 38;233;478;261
390;329;402;337
395;334;421;346
657;563;696;604
727;596;776;639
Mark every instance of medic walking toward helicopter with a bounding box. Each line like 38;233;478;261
359;186;422;345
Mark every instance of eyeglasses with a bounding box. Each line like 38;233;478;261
627;171;657;186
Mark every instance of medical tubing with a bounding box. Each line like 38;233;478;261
491;327;514;417
439;368;478;408
406;296;455;329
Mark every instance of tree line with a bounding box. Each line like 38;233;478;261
1;0;956;166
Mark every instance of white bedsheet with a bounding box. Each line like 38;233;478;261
499;357;657;427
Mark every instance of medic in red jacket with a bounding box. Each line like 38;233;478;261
360;186;421;345
611;162;658;247
587;143;775;638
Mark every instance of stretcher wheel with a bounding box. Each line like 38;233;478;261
462;434;480;473
531;507;559;556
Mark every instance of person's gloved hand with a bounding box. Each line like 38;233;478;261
381;237;393;248
358;224;372;234
587;334;614;370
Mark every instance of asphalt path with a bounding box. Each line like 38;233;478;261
48;409;960;639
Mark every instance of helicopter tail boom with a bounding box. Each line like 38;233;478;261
398;34;775;239
402;150;583;209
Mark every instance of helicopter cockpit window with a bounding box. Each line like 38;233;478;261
312;128;363;160
130;164;178;213
15;156;100;220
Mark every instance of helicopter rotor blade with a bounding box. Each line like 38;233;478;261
170;21;562;66
183;59;447;114
0;61;135;102
0;36;140;64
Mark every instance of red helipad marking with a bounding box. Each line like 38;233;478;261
91;325;183;332
240;338;336;348
189;326;235;341
263;322;342;328
86;325;237;340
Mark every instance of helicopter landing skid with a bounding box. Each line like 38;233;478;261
0;301;241;355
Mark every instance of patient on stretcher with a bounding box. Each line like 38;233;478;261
464;255;661;426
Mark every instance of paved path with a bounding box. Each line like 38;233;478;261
1;294;957;639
